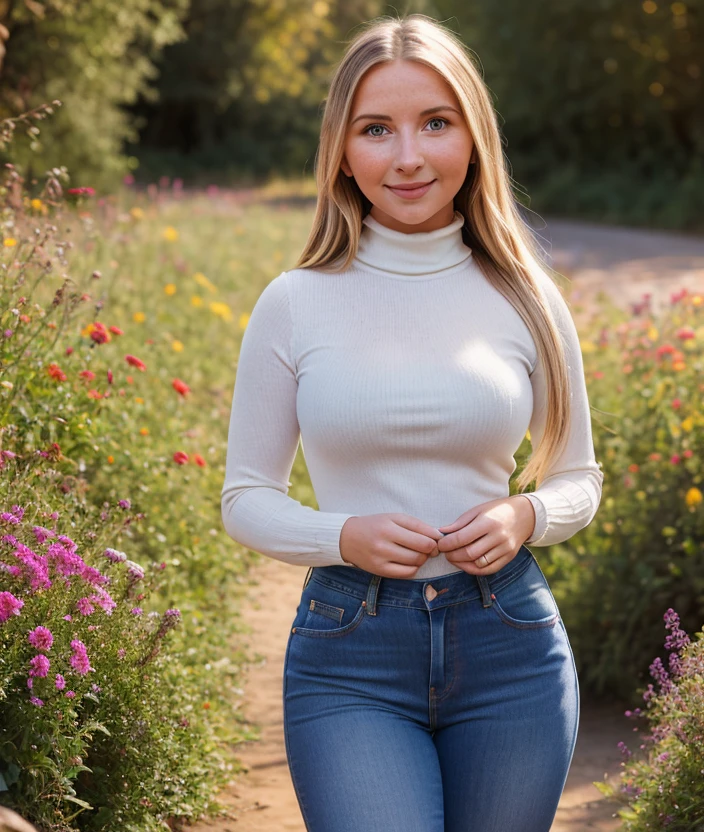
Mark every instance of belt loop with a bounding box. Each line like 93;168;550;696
302;566;314;590
365;573;382;616
477;575;494;608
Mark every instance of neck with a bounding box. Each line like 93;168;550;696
354;209;473;277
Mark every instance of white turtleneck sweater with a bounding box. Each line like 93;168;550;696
221;210;603;579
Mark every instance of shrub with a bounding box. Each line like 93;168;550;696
595;609;704;829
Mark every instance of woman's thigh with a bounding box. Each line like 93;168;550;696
434;557;580;832
282;572;444;831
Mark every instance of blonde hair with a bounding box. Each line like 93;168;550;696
293;13;572;493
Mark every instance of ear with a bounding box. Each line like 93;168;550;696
340;156;353;178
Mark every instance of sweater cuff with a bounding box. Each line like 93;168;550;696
521;493;549;545
314;513;358;566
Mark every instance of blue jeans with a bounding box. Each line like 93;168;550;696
282;544;580;832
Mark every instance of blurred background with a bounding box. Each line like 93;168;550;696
0;0;701;230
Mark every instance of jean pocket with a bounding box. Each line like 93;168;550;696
292;580;367;639
491;555;559;630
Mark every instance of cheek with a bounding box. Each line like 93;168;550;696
345;140;390;184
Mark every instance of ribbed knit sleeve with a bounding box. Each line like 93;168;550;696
521;273;604;546
220;272;357;566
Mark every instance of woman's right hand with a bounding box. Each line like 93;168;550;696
339;514;443;578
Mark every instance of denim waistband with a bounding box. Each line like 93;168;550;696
304;544;536;612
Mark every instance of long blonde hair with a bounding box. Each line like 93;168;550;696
293;13;572;493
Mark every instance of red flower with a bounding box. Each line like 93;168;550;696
107;369;113;384
683;449;693;459
108;326;124;336
670;454;681;465
628;463;639;473
656;344;675;359
67;187;96;197
648;452;662;462
90;322;109;344
677;327;695;341
65;346;74;356
47;363;67;382
79;370;96;381
87;389;102;400
173;451;189;465
125;354;146;372
671;288;688;305
172;378;190;397
671;398;681;410
193;454;206;467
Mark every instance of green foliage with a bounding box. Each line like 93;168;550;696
0;0;190;192
0;119;264;829
432;0;704;229
594;610;704;830
541;287;704;699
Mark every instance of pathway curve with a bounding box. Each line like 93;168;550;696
188;216;704;831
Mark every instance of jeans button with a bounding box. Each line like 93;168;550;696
425;584;438;602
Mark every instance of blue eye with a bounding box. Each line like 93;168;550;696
361;117;449;137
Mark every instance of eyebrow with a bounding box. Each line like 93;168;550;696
350;105;462;126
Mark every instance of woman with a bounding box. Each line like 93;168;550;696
221;13;603;832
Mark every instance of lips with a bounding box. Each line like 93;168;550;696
386;180;436;199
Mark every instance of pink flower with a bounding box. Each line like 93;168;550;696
173;451;189;465
70;639;92;675
670;454;681;465
29;696;44;707
76;597;95;616
55;673;66;690
29;654;50;678
0;591;24;623
28;626;54;652
65;690;76;698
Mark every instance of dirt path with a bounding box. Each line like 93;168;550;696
188;218;704;831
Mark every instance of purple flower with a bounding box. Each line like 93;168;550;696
57;535;77;553
126;561;144;582
130;607;143;616
31;526;56;545
103;547;126;564
55;673;66;690
117;648;126;659
91;683;101;693
28;626;54;652
617;741;632;760
47;542;86;578
63;614;72;622
29;654;50;678
65;690;76;698
76;597;95;616
82;565;109;586
89;586;116;615
118;499;131;510
1;534;19;547
10;543;51;591
650;657;670;687
0;591;24;623
27;677;33;689
0;505;24;524
69;639;92;675
29;696;44;707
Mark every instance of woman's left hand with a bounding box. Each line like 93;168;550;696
435;496;536;575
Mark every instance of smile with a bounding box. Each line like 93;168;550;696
385;181;436;200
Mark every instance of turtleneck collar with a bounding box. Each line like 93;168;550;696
354;209;473;278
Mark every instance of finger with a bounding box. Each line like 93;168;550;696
392;514;443;541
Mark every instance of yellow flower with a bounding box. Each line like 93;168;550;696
194;272;217;293
133;311;146;323
163;226;179;242
692;295;703;306
580;340;596;353
191;295;203;307
130;207;144;220
636;490;646;501
30;198;43;211
172;339;184;352
139;427;149;436
239;312;250;329
681;416;694;432
135;397;144;404
3;238;17;247
210;301;233;321
647;327;658;341
685;487;703;507
164;284;177;296
661;526;677;537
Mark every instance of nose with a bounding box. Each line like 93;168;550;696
394;129;425;171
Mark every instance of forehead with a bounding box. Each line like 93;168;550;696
351;60;457;112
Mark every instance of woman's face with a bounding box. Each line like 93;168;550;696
341;59;474;234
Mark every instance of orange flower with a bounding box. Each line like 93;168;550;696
193;454;206;467
672;360;686;371
628;463;639;473
47;363;67;382
172;378;190;397
87;389;102;399
107;455;114;464
125;354;147;372
173;451;189;465
139;427;149;436
648;452;662;461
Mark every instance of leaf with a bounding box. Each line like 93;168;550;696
64;795;94;809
